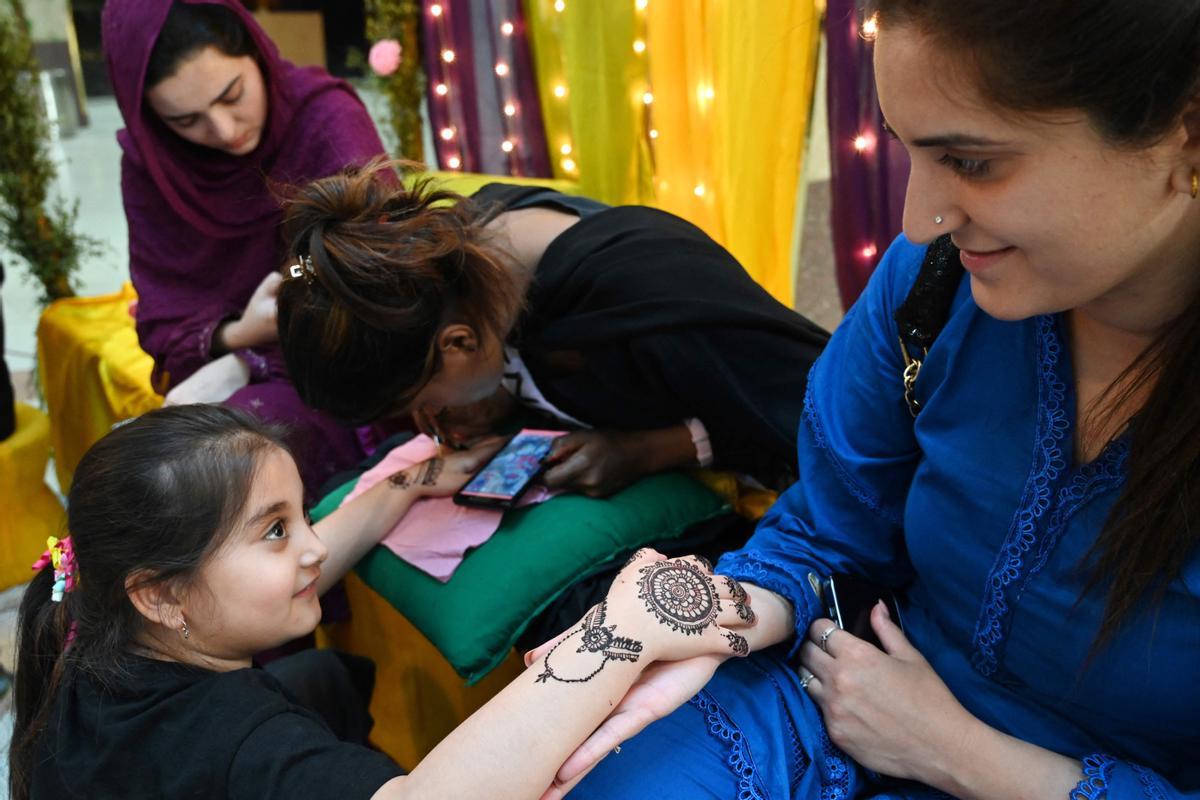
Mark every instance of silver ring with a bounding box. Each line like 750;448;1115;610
798;668;815;690
934;215;944;225
818;625;838;653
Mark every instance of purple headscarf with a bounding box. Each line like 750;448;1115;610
102;0;386;389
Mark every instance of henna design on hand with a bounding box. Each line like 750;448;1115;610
536;601;643;684
419;458;444;487
636;559;720;636
724;631;749;656
622;548;651;569
693;554;713;572
388;470;414;490
724;576;755;623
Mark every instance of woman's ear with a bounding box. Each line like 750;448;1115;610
436;323;481;355
1170;97;1200;196
125;571;185;631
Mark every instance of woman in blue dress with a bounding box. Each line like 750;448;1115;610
546;0;1200;797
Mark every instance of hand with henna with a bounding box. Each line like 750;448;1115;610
525;549;756;689
386;436;505;498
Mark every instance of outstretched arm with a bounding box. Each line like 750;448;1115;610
372;551;755;800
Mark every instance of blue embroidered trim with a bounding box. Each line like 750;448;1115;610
803;365;905;527
752;659;811;794
1132;764;1168;800
688;690;767;800
817;723;852;800
972;315;1070;676
1071;754;1117;800
718;553;818;648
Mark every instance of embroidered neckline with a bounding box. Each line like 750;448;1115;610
970;316;1128;677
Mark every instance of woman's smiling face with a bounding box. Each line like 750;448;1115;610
875;22;1200;331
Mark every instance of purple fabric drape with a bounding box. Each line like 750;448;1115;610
422;0;550;176
825;0;910;309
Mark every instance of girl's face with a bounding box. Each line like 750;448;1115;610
145;45;268;156
875;24;1200;332
181;447;326;663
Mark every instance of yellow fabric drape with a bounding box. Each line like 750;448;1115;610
37;283;163;491
524;0;654;204
525;0;823;305
0;404;66;590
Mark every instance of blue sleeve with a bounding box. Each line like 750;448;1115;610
1072;754;1199;800
716;235;928;652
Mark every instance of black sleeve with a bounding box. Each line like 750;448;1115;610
229;711;404;800
627;326;821;489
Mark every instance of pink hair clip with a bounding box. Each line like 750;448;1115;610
32;536;77;602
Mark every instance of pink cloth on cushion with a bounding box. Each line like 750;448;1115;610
340;435;555;582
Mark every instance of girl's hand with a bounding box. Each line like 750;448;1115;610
386;437;505;498
163;352;250;405
542;430;643;497
799;602;977;783
219;271;282;351
603;549;755;662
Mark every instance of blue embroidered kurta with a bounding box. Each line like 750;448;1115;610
572;236;1200;799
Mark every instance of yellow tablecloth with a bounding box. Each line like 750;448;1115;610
37;283;162;491
0;403;66;590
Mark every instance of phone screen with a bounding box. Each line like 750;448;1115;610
825;573;904;649
457;429;565;501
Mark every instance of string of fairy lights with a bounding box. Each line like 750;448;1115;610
424;0;721;205
854;12;881;263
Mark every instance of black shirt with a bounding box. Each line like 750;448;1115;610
31;656;402;799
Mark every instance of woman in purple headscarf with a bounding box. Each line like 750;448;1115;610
102;0;387;492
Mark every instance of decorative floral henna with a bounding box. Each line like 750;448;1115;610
536;601;643;684
637;559;721;636
388;470;414;490
724;631;749;656
724;576;755;623
419;458;444;487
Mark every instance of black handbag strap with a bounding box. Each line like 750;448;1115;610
892;235;964;416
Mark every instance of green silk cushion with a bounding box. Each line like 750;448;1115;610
310;473;728;683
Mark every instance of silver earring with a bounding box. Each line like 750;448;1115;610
934;215;944;225
181;620;190;640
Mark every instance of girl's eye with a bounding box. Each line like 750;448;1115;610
938;154;991;178
222;91;243;106
172;115;199;129
265;521;287;541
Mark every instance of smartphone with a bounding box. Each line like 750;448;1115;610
824;573;904;650
453;429;567;510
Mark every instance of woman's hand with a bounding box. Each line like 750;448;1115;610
386;437;506;498
163;352;250;405
799;602;977;784
414;387;518;448
543;424;696;497
216;271;282;352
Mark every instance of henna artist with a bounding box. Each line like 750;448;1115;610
276;163;829;498
10;405;754;800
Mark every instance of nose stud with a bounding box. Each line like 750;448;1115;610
934;215;944;225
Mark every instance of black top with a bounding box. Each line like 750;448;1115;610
472;183;830;490
31;656;402;799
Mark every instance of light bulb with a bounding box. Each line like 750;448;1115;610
447;155;461;169
861;244;878;258
504;103;517;117
430;4;443;17
705;86;715;100
440;127;455;141
442;49;456;63
633;39;646;54
501;21;515;35
649;128;659;139
636;0;648;9
693;183;706;197
435;83;449;96
853;134;872;152
501;139;515;153
642;91;654;105
560;143;572;155
562;157;576;171
554;0;565;11
554;84;567;98
495;62;509;77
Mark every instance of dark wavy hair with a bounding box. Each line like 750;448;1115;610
867;0;1200;647
276;159;524;424
9;405;287;800
145;2;258;88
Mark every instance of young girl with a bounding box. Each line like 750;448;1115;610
542;0;1200;798
10;404;752;799
102;0;389;492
